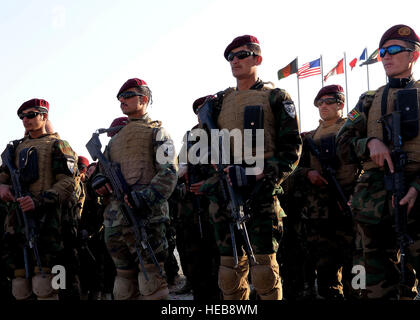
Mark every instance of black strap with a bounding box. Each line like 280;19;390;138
380;79;416;144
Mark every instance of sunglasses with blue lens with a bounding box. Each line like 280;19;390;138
379;45;414;58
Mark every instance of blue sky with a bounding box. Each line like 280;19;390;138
0;0;419;162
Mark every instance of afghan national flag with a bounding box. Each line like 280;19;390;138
277;58;298;80
360;48;381;66
324;58;344;82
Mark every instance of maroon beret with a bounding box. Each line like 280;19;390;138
17;98;49;115
224;35;260;60
108;116;129;137
192;95;214;114
77;156;90;169
117;78;148;97
379;24;420;48
314;85;344;106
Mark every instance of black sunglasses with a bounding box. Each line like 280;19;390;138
316;97;339;107
379;45;414;58
227;50;258;62
18;111;46;120
117;91;144;100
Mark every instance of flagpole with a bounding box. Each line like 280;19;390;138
296;57;301;130
366;47;370;90
343;52;349;113
320;55;324;87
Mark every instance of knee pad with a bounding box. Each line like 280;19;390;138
113;269;139;300
32;273;57;300
138;263;168;300
218;256;249;300
12;277;32;300
250;254;282;300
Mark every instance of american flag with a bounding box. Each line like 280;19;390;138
298;58;321;79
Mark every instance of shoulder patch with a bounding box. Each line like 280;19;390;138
347;108;361;121
283;101;296;119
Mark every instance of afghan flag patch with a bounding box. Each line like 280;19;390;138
347;109;361;121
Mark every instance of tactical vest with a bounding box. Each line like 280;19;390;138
310;118;357;187
217;87;276;164
364;82;420;173
15;133;59;197
108;118;161;186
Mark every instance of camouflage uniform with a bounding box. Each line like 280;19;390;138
0;200;14;301
164;191;181;286
292;118;359;299
336;79;420;299
175;127;221;300
77;175;115;300
200;79;302;300
0;133;77;300
98;114;178;300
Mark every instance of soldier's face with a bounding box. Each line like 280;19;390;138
381;39;416;78
119;87;147;117
317;95;343;121
229;45;261;80
20;107;47;133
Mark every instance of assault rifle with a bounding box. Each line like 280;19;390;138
186;130;204;239
379;98;414;293
86;128;162;280
1;142;44;278
198;100;256;267
306;136;353;218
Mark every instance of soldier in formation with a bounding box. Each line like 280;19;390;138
1;25;420;302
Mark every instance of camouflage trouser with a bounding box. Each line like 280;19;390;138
297;183;355;300
351;169;420;299
104;222;168;270
209;191;284;300
209;195;284;256
2;202;63;275
177;195;221;300
302;218;354;300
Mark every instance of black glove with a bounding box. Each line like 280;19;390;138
130;191;148;210
227;165;256;188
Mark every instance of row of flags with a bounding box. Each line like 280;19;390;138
277;48;382;82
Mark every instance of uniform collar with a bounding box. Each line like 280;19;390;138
129;113;149;122
319;117;344;128
387;75;415;88
236;78;264;91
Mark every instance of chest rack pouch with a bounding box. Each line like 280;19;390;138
396;88;419;141
18;146;39;185
319;135;338;169
243;105;264;146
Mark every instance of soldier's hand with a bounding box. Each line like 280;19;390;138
307;170;328;186
95;183;113;196
398;186;418;215
124;194;133;208
190;181;205;195
0;184;14;202
16;196;35;212
367;138;394;173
